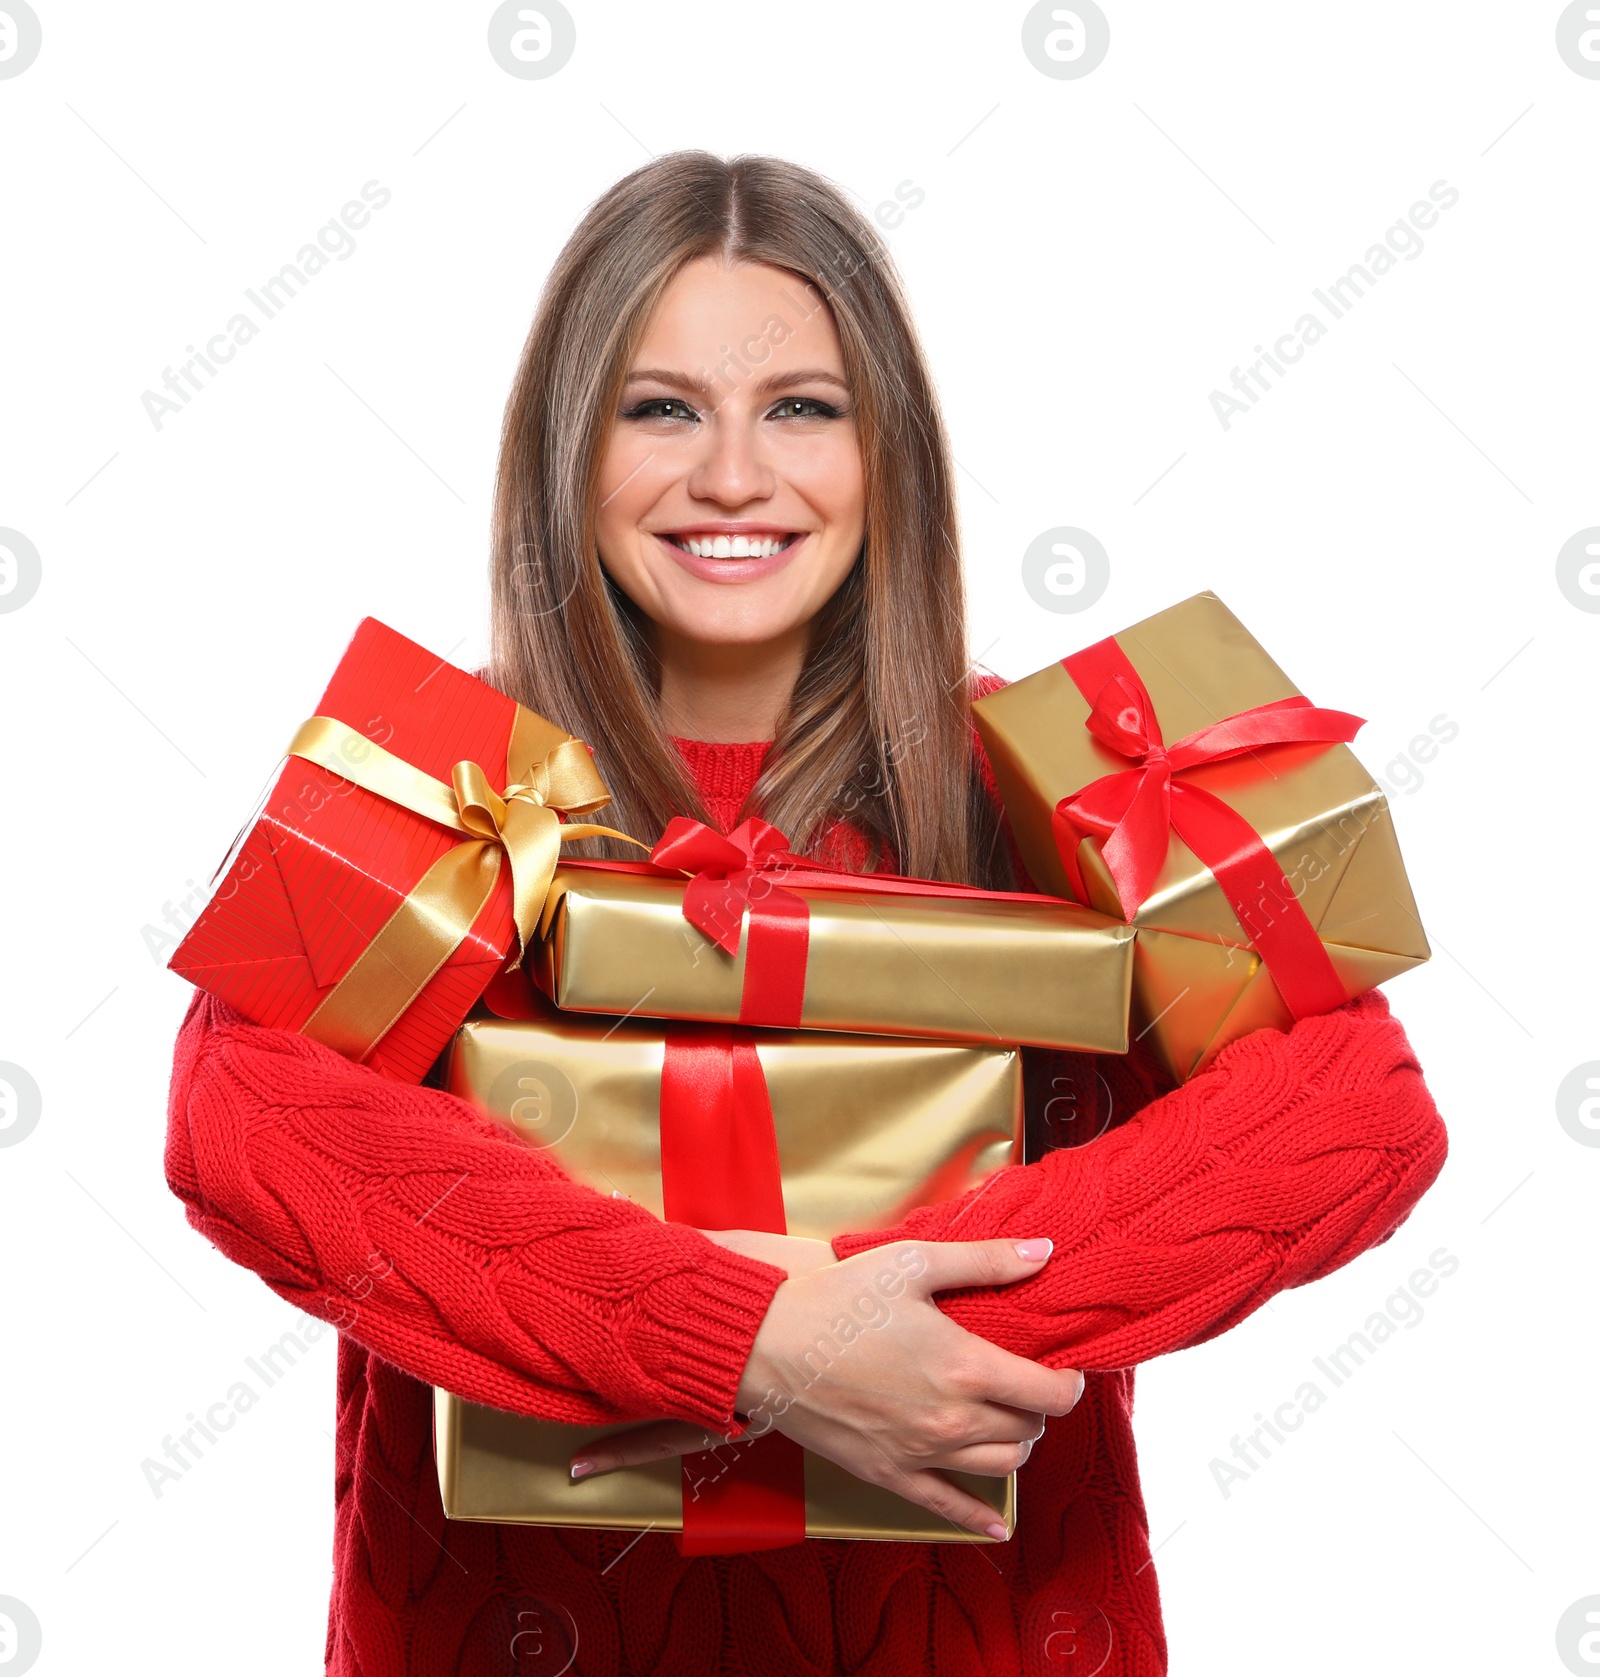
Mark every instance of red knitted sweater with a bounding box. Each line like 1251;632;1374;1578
164;728;1447;1677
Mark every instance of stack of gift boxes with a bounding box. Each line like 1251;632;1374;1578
170;592;1429;1551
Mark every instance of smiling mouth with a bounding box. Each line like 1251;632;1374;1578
659;532;801;559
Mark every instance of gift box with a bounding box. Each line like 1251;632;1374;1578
168;618;628;1083
433;1004;1024;1547
972;591;1430;1080
529;817;1136;1054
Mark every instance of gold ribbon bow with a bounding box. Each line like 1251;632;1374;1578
286;706;641;1062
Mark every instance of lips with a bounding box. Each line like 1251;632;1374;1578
651;529;809;583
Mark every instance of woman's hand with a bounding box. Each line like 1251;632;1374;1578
568;1236;1084;1540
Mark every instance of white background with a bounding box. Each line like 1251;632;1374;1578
2;3;1597;1673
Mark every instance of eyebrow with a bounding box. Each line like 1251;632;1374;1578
623;366;850;397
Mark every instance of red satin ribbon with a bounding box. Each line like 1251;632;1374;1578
641;817;1075;1030
659;1023;807;1554
652;817;812;1027
1052;638;1362;1020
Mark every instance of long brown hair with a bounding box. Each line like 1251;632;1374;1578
488;150;1010;888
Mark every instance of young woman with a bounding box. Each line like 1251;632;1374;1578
166;153;1447;1677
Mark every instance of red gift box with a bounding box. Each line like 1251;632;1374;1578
170;619;622;1083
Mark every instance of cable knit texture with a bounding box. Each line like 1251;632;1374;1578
164;697;1448;1676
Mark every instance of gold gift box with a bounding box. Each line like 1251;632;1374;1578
530;863;1135;1053
434;1010;1023;1542
973;591;1430;1081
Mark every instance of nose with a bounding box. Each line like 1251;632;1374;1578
685;405;776;509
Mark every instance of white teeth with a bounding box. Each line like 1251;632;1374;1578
673;534;794;559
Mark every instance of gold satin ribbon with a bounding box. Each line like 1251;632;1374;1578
286;707;641;1061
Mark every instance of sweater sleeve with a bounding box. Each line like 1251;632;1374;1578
830;989;1447;1371
165;992;785;1429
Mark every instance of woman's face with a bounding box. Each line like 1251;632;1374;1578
595;256;866;651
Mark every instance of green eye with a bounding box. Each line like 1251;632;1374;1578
625;398;698;421
772;398;840;419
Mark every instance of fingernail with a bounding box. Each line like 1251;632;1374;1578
569;1459;596;1481
984;1521;1010;1542
1014;1238;1052;1261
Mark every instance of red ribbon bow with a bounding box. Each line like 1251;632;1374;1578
1052;638;1365;1021
651;815;807;955
649;817;813;1027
